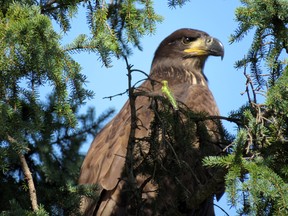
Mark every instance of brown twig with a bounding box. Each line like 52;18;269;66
242;65;257;105
102;70;158;101
214;203;230;216
7;135;39;212
19;154;39;211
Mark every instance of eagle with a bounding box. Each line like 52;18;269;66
79;28;225;216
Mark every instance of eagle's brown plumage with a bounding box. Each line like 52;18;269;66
79;28;225;215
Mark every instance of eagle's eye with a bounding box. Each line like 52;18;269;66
182;37;196;44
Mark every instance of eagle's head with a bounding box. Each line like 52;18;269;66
151;28;224;78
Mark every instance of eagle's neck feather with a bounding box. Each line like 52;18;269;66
150;58;207;86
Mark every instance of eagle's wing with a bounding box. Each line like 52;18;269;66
79;100;130;189
79;80;158;215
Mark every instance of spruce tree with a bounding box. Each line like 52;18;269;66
204;0;288;215
0;0;162;215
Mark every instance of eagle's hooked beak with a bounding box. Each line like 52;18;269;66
184;36;224;60
206;37;224;60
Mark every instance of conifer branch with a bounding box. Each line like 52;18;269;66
7;135;39;212
41;0;82;13
19;154;39;212
124;56;139;210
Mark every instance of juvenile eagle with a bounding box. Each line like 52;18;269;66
79;28;225;215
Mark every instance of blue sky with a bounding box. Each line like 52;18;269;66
59;1;254;215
